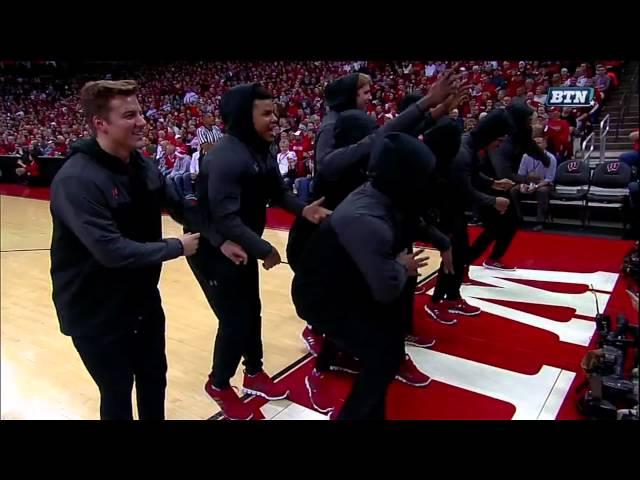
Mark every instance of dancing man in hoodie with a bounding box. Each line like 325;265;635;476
424;110;516;324
291;70;462;356
466;100;547;272
191;83;331;420
292;132;438;420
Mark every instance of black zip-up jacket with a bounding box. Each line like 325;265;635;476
203;84;306;260
451;136;498;209
50;138;184;337
450;110;515;209
315;74;436;181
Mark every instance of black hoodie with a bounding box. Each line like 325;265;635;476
421;117;463;217
293;133;437;322
50;138;184;337
485;100;548;184
451;110;513;209
315;75;435;181
316;109;378;210
314;74;359;166
200;83;306;260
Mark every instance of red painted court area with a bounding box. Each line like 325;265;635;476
244;217;637;420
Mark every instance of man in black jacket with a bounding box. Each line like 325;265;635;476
467;100;546;271
292;132;436;420
314;72;373;166
194;83;330;420
49;80;207;420
301;111;440;414
291;71;460;356
425;110;515;324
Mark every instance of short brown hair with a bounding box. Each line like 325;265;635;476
357;73;372;89
80;80;138;133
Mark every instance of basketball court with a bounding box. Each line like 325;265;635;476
1;185;635;420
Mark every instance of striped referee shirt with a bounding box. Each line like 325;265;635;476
196;125;223;146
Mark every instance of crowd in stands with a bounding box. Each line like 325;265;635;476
0;59;625;194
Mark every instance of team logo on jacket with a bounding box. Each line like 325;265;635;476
546;88;595;107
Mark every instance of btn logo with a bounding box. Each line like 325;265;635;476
546;87;594;107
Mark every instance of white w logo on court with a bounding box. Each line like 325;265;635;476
456;266;618;346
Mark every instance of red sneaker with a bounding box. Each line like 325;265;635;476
395;355;432;387
329;352;361;375
204;380;254;420
483;259;517;271
405;334;436;349
447;298;481;316
305;369;335;414
242;370;289;400
301;325;324;356
424;299;458;325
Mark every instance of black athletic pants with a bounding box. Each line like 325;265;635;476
315;272;415;373
309;300;406;420
187;240;263;389
468;201;518;264
71;305;167;420
432;209;469;302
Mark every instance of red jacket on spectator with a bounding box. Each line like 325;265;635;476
291;139;305;161
54;143;67;156
302;135;314;154
546;117;572;155
294;159;308;178
26;159;41;177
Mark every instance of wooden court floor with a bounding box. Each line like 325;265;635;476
0;194;439;420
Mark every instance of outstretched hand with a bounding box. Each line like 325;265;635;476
302;197;332;225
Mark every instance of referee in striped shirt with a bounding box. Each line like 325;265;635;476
196;113;223;148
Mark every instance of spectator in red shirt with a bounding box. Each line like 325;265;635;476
15;145;42;185
545;108;572;161
53;136;68;156
290;131;305;160
159;143;177;176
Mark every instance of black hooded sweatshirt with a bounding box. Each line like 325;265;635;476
200;83;306;260
292;133;437;325
450;109;514;210
485;100;548;184
314;109;378;210
50;138;184;337
314;74;360;165
315;74;437;181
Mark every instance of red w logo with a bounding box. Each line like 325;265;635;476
567;162;579;172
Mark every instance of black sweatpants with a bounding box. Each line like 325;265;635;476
71;306;167;420
315;273;415;373
187;240;263;389
432;209;469;302
310;301;405;420
468;201;518;264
